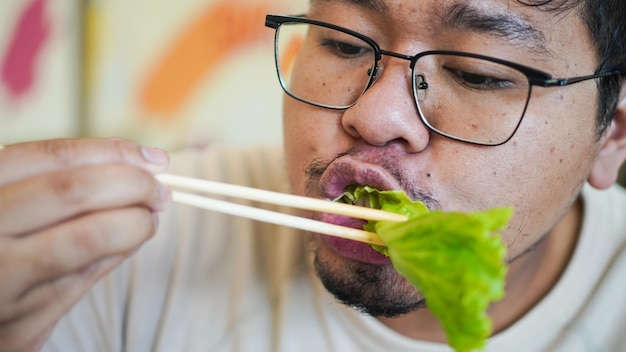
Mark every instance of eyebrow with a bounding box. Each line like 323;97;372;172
313;0;388;13
313;0;552;55
440;3;550;55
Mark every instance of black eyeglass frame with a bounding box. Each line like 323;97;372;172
265;14;624;146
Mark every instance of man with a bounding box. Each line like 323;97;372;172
0;0;625;351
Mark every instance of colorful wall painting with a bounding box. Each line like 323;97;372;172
84;0;308;150
0;0;79;145
0;0;307;150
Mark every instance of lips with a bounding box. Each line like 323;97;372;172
318;159;401;200
313;154;404;265
321;213;392;265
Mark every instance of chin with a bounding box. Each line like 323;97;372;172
309;234;427;318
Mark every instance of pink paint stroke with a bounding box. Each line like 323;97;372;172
1;0;51;100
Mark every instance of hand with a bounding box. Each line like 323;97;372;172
0;138;170;351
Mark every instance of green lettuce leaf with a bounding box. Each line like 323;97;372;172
336;185;512;352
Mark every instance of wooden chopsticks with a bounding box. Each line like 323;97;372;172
0;139;403;245
156;174;408;245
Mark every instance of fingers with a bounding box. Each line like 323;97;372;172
0;164;168;237
16;206;156;286
0;206;155;350
0;138;169;186
0;253;129;352
0;138;170;350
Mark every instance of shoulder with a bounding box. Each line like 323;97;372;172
551;184;626;351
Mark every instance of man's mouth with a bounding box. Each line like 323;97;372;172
312;157;403;265
318;158;401;198
332;186;371;206
319;207;392;265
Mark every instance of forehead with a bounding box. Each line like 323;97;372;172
309;0;587;40
311;0;582;14
310;0;594;67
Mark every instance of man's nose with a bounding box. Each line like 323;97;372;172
340;61;431;153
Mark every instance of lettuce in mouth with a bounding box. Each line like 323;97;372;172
335;185;512;352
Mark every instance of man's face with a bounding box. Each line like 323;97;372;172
282;0;604;315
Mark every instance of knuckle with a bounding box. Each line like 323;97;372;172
36;216;109;270
45;164;157;208
30;216;109;276
39;139;78;167
68;217;109;257
107;138;146;167
39;138;139;168
107;138;132;163
68;208;153;256
46;171;89;206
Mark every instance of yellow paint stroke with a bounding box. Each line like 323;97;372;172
82;1;99;123
139;1;271;120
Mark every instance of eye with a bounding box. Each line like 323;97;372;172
321;39;371;59
453;70;513;89
459;72;489;85
335;41;363;56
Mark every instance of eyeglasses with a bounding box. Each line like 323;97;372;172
265;14;623;146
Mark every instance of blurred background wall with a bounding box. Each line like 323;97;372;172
1;0;626;186
0;0;307;150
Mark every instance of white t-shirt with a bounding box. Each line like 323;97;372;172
43;147;626;352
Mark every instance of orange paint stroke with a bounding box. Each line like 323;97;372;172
280;36;303;78
139;1;271;120
82;1;100;104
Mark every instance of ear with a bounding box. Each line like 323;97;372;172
588;81;626;189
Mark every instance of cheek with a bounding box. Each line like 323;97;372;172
485;97;600;257
433;143;587;259
283;100;311;196
283;99;347;196
426;88;600;258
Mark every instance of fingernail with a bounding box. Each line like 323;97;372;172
141;147;169;164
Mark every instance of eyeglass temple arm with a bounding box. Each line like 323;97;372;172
531;70;624;87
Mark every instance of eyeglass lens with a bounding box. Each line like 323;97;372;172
275;22;532;145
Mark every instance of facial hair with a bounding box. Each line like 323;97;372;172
311;240;427;317
305;147;440;318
